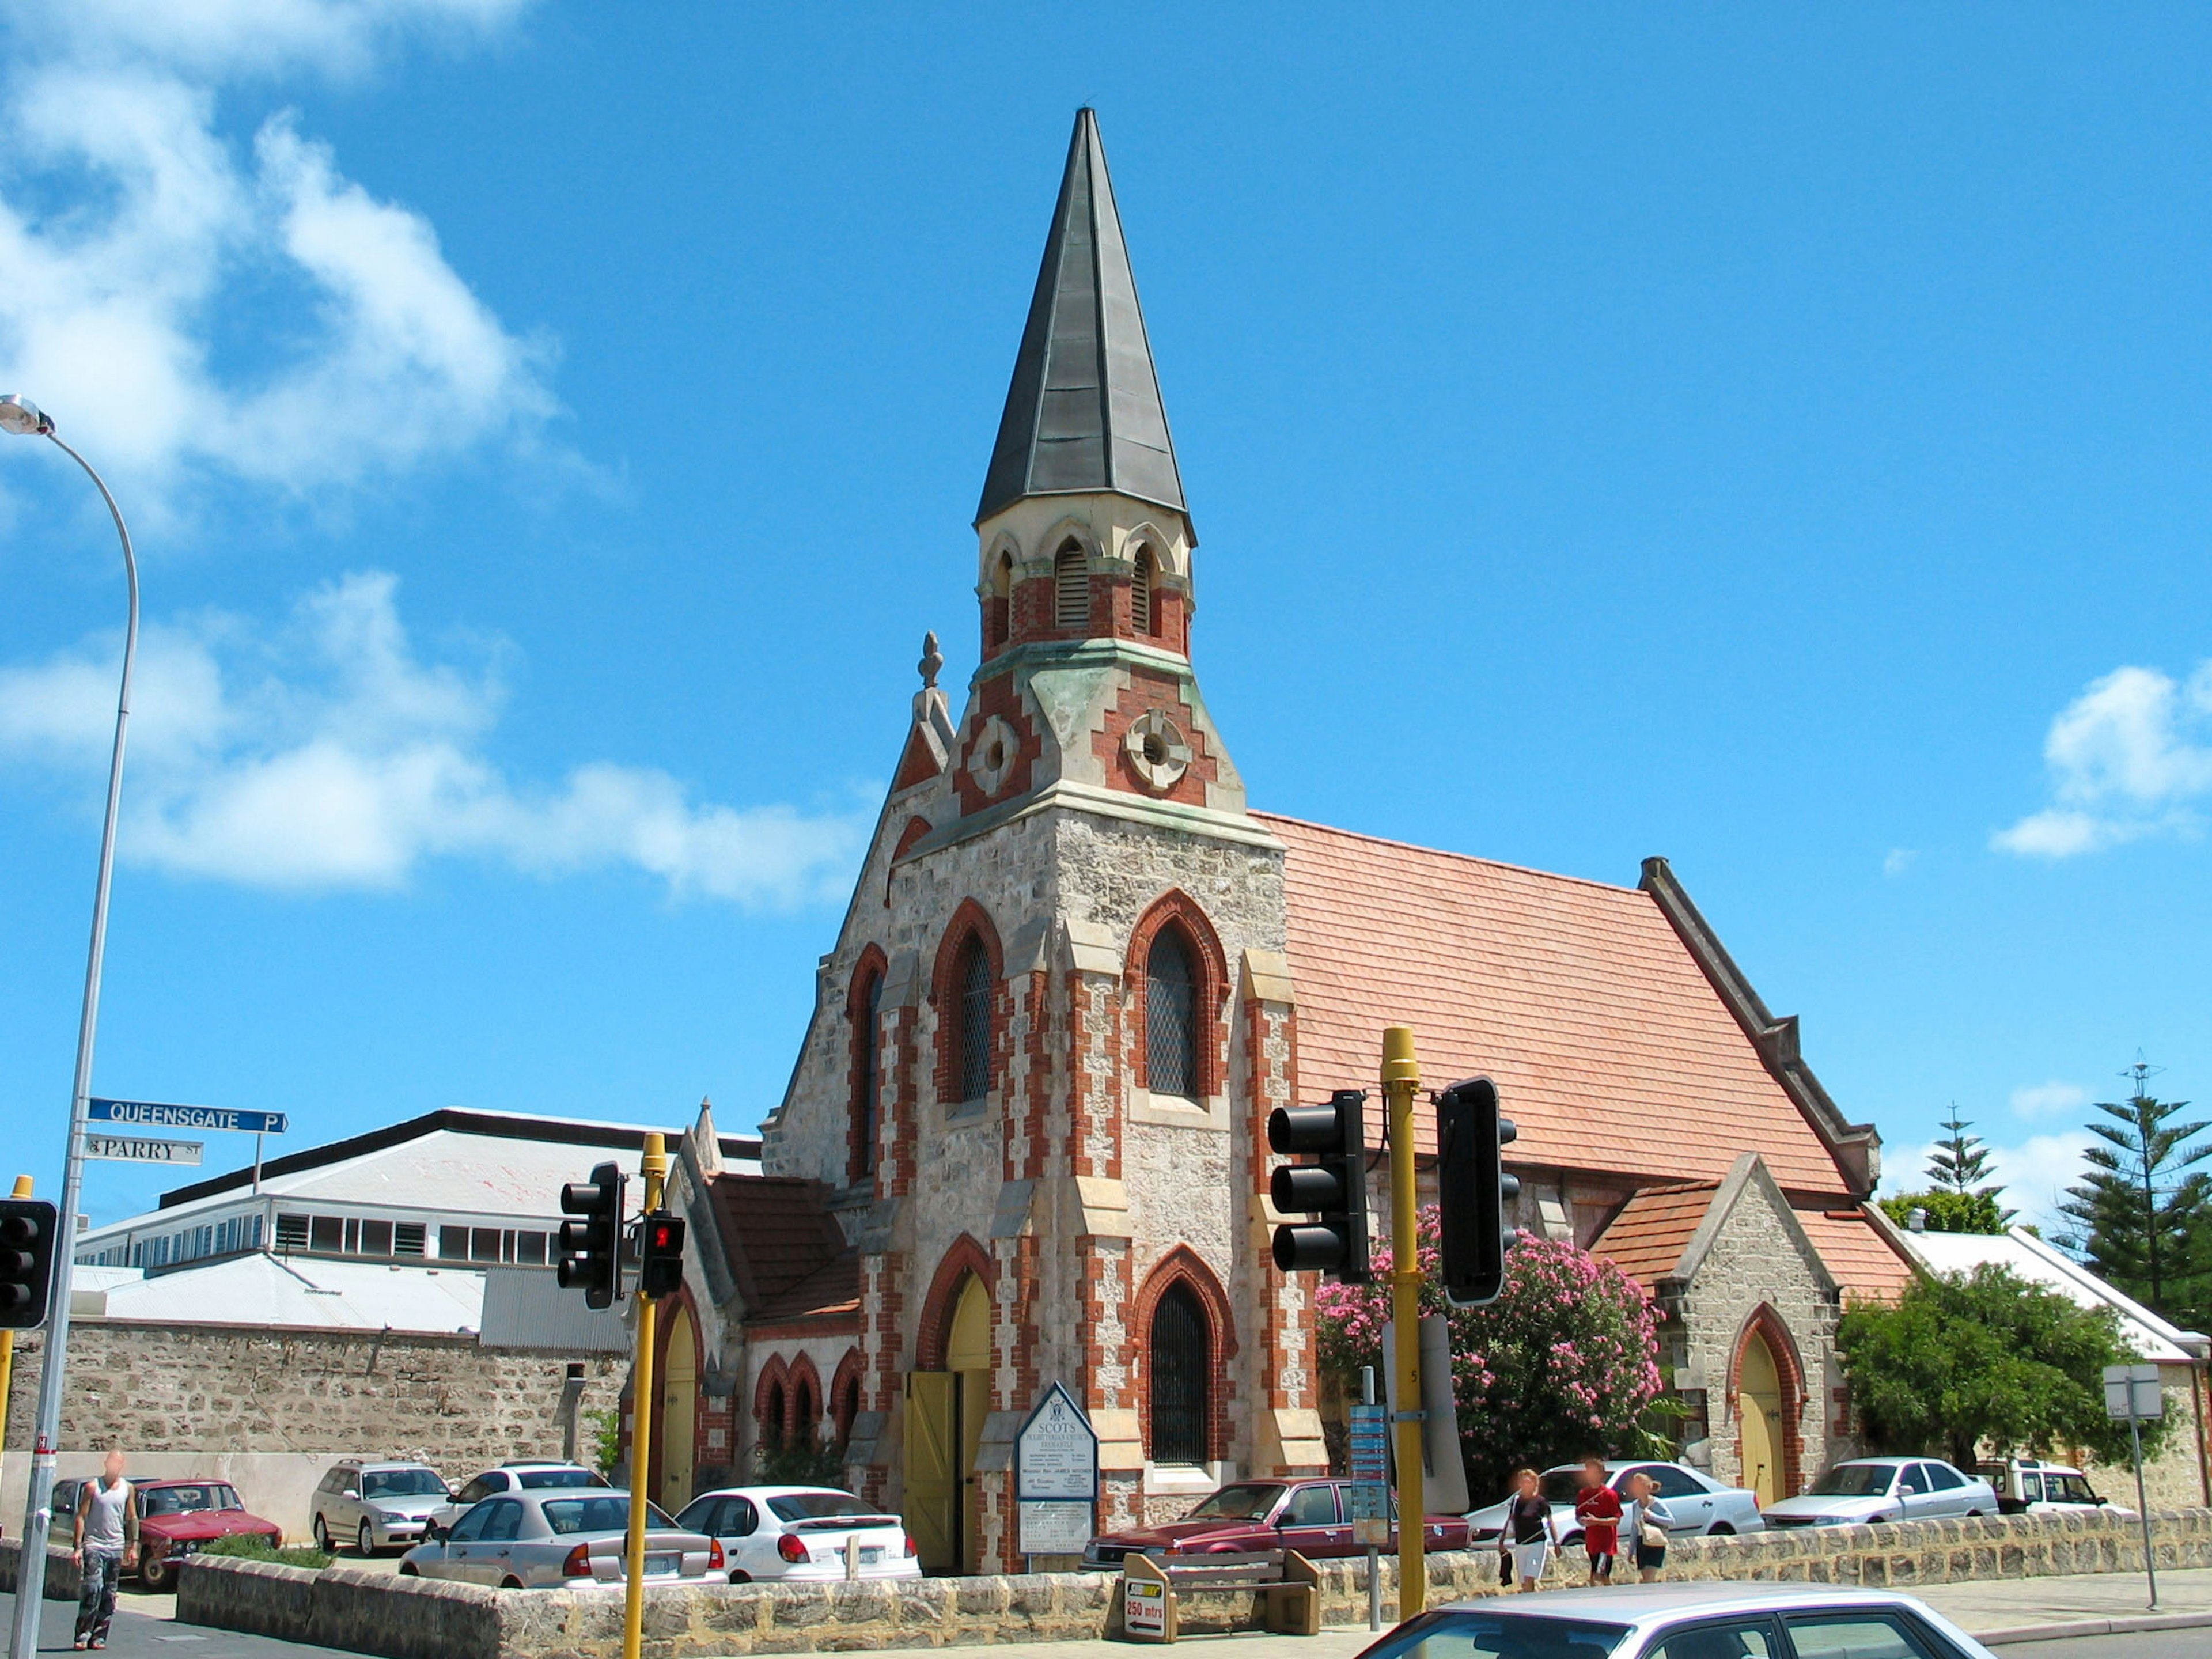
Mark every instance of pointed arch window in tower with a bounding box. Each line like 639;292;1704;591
1131;547;1153;637
1055;541;1088;631
955;935;994;1105
853;968;884;1179
988;552;1013;651
1146;927;1198;1099
1149;1282;1210;1465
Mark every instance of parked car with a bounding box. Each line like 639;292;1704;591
1763;1457;1997;1528
1347;1581;1996;1658
311;1460;454;1555
400;1490;717;1589
1976;1457;2131;1518
1080;1478;1469;1570
1467;1461;1763;1544
673;1485;920;1582
123;1480;282;1592
426;1461;611;1535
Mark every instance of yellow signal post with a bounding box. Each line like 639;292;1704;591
623;1134;668;1659
0;1175;29;1456
1381;1026;1425;1618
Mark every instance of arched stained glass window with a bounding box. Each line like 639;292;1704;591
1149;1282;1209;1465
1146;929;1198;1098
956;935;993;1104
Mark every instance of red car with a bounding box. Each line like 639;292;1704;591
135;1480;283;1590
1080;1479;1469;1570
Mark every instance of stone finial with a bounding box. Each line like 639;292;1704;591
919;631;943;689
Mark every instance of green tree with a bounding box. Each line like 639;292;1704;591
2056;1060;2212;1328
1879;1190;2009;1236
1838;1264;2160;1469
1926;1110;1998;1195
1312;1212;1665;1500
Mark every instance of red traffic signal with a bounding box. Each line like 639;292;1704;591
638;1211;685;1299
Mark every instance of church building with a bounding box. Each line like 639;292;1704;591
637;109;1919;1575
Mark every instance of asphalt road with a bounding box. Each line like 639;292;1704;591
0;1591;332;1659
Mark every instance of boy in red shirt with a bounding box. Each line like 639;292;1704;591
1574;1457;1623;1585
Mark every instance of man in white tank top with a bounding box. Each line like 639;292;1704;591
72;1449;137;1649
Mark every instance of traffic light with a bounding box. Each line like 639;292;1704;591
0;1198;58;1329
637;1211;686;1299
557;1162;626;1309
1436;1077;1518;1305
1267;1089;1370;1281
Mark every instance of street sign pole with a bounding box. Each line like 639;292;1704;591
623;1134;666;1659
1362;1366;1380;1631
2105;1362;2163;1611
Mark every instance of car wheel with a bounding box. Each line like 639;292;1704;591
312;1514;332;1552
141;1559;173;1594
1707;1523;1734;1536
728;1570;751;1584
1966;1509;1986;1518
500;1577;523;1590
359;1521;376;1556
399;1563;419;1578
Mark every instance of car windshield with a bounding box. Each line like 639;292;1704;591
1809;1465;1895;1497
1183;1484;1286;1522
1540;1471;1596;1504
143;1485;241;1517
767;1493;877;1523
516;1468;605;1490
362;1470;446;1499
541;1496;673;1535
1358;1608;1629;1659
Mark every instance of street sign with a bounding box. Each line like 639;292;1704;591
1016;1381;1099;1501
88;1100;287;1135
1344;1480;1390;1546
1018;1499;1093;1556
2104;1362;2164;1421
1349;1402;1389;1482
84;1135;202;1166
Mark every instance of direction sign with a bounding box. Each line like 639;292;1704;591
1348;1402;1389;1482
1017;1381;1099;1501
85;1135;203;1166
88;1100;287;1135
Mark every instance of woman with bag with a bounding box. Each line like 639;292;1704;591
1624;1469;1676;1583
1502;1468;1556;1592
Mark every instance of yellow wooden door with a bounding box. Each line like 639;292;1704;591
660;1313;698;1511
906;1371;958;1573
1739;1330;1783;1509
946;1277;992;1574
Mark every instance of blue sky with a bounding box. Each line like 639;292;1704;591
3;3;2208;1233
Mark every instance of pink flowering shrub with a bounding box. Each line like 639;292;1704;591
1313;1209;1665;1500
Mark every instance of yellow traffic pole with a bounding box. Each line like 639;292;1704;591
1382;1027;1424;1618
623;1134;666;1659
0;1175;29;1457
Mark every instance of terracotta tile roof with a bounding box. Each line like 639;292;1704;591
1796;1205;1916;1302
1259;813;1853;1192
706;1173;855;1319
749;1252;862;1327
1590;1183;1720;1290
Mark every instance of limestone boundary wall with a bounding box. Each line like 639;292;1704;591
175;1508;2212;1659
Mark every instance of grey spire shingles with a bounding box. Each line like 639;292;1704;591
976;108;1187;525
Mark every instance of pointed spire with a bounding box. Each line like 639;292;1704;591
976;109;1187;526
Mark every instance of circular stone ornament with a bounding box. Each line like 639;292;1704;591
967;714;1021;796
1123;709;1192;792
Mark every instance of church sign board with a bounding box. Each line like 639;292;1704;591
1016;1381;1099;1558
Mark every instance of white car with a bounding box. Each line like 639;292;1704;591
1468;1460;1763;1544
1763;1457;1997;1528
425;1460;611;1535
672;1485;919;1582
1350;1581;1996;1657
1978;1457;2133;1519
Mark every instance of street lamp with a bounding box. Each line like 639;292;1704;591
2;395;139;1659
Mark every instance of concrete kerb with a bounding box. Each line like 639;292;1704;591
172;1508;2212;1659
1978;1612;2212;1647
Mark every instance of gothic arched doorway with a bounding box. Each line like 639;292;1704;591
1735;1319;1797;1509
908;1270;991;1574
658;1308;698;1511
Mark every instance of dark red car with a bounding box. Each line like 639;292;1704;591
132;1480;281;1590
1080;1479;1469;1570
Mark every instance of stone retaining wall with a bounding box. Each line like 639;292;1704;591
177;1508;2212;1659
0;1539;82;1600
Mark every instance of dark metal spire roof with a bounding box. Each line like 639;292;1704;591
975;108;1187;525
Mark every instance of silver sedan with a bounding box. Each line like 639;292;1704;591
400;1490;718;1589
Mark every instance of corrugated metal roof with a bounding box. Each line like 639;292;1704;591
976;108;1186;524
81;1253;486;1334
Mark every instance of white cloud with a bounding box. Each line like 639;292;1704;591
1993;662;2212;858
0;1;556;515
0;571;870;903
2009;1080;2090;1123
1881;847;1916;877
1885;1128;2095;1235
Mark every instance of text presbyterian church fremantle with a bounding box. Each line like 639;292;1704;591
638;110;1919;1575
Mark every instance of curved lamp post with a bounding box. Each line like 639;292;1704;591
1;395;138;1659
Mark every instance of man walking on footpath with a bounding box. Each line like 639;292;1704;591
73;1449;138;1650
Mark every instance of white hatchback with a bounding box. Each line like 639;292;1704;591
673;1486;919;1582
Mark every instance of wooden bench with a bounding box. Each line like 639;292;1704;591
1118;1548;1321;1642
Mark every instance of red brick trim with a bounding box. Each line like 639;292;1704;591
830;1348;865;1443
915;1233;997;1372
786;1352;823;1442
1125;891;1229;1099
1729;1302;1807;1498
931;900;1005;1108
1131;1245;1238;1464
846;945;889;1186
754;1354;790;1444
